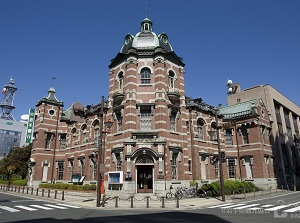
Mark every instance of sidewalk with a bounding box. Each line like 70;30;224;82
57;191;228;210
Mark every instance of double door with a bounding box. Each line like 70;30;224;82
137;165;153;193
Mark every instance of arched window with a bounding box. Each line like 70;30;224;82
92;120;100;143
197;119;205;140
118;72;124;90
81;124;88;144
168;71;175;88
140;68;151;84
71;128;77;146
210;122;217;141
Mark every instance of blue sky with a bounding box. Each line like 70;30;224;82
0;0;299;121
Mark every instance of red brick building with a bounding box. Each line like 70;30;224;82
29;18;275;197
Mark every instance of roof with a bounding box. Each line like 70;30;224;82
220;98;260;120
36;86;63;107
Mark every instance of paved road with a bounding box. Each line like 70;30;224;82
1;189;300;222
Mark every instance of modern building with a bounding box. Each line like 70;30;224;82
0;78;28;159
227;83;300;189
29;17;276;197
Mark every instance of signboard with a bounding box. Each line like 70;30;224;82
25;108;35;143
108;171;123;184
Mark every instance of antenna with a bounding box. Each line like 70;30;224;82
52;76;56;86
145;1;148;18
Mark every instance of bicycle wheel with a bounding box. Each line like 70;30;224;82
166;192;173;199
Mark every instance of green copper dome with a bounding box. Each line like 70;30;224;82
120;17;173;53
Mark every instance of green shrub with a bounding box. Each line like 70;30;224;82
241;181;252;192
11;179;27;186
90;184;96;190
245;181;260;191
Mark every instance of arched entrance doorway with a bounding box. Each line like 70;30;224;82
137;165;153;193
135;153;154;193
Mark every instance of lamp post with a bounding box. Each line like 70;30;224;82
95;96;113;207
208;108;225;201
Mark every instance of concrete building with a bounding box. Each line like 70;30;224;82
29;18;276;196
0;78;28;159
227;83;300;189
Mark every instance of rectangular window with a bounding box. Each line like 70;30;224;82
60;134;67;150
275;103;280;114
72;134;77;146
116;110;123;132
228;159;236;178
172;153;178;179
278;123;283;135
286;127;292;138
79;159;85;177
140;106;152;130
57;161;64;180
45;133;51;149
69;160;74;181
241;129;249;144
170;110;177;131
293;115;299;132
225;129;233;145
214;160;219;179
116;153;122;171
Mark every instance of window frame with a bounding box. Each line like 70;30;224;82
140;68;151;85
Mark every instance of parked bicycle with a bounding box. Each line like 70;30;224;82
177;186;198;198
166;185;183;200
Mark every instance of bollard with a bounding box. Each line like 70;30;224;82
176;195;179;208
130;196;134;208
146;196;150;208
22;187;25;193
62;191;65;200
48;189;50;198
287;185;289;191
31;187;34;195
42;189;45;197
54;190;57;199
161;196;165;208
18;186;20;193
14;186;17;192
36;188;39;196
26;187;29;194
115;196;119;208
